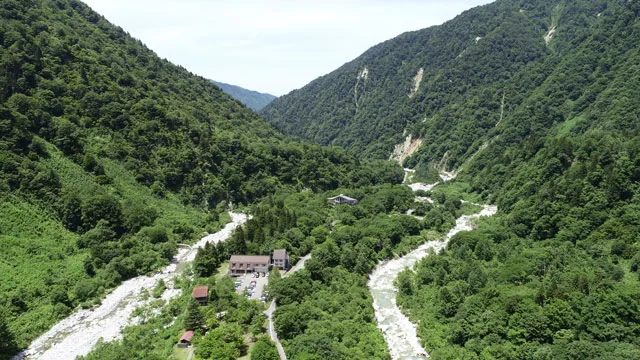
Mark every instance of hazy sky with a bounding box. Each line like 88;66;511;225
82;0;493;96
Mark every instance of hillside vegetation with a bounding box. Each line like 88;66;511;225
79;184;479;360
0;0;402;355
3;0;640;359
262;0;629;165
211;80;276;112
264;0;640;358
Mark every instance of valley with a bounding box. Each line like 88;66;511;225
12;214;248;360
210;81;276;112
369;186;497;359
2;0;640;359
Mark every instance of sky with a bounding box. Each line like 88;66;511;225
82;0;493;96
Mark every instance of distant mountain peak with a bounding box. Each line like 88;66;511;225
211;80;276;111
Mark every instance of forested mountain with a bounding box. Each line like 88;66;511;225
4;0;640;359
262;0;640;358
0;0;402;354
262;0;633;166
211;80;276;111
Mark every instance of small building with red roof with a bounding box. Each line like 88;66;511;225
192;286;208;306
178;330;194;348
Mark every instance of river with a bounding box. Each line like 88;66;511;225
12;212;248;360
368;191;497;359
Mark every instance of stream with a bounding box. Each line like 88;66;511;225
15;174;494;360
369;175;497;359
12;212;248;360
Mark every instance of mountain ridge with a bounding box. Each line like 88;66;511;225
0;0;401;353
211;80;276;111
260;0;617;166
262;1;640;357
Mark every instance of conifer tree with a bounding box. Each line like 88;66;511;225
0;313;16;358
183;298;205;331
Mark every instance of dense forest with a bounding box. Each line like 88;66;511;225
393;1;640;359
211;81;276;112
263;0;640;358
262;0;629;166
3;0;640;359
79;184;479;360
0;0;402;355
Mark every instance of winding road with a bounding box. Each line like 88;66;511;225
264;253;312;360
12;213;249;360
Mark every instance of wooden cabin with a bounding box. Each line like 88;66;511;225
178;330;194;348
192;286;208;306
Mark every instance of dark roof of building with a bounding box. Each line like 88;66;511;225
273;249;287;260
180;330;194;342
192;286;208;299
229;255;270;266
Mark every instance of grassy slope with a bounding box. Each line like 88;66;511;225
0;0;387;351
0;140;214;349
0;195;85;341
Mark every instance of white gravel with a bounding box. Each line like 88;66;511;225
368;205;497;360
12;212;249;360
408;182;439;192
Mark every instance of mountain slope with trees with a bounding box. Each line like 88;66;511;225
264;0;640;358
0;0;402;355
211;80;276;111
261;0;627;165
3;0;640;358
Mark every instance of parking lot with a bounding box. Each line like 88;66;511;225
233;272;269;301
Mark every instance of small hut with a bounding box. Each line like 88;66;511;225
178;330;194;348
192;286;208;306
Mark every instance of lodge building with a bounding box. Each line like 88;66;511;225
228;249;290;276
229;255;270;276
272;249;289;270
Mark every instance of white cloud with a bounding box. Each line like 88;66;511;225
83;0;493;95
